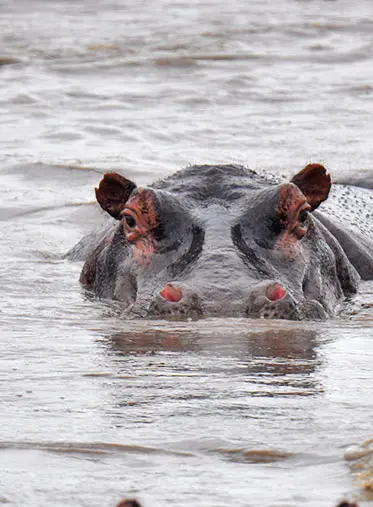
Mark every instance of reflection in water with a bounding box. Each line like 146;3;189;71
109;328;201;355
106;322;320;396
245;328;316;360
244;328;318;380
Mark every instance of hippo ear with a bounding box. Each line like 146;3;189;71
95;172;137;220
291;163;331;210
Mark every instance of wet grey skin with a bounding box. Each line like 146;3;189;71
70;164;373;320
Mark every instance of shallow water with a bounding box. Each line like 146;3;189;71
1;1;373;506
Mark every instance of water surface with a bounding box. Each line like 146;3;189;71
1;1;373;506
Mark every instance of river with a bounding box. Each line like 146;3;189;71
1;1;373;506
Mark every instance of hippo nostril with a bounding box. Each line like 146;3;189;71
266;283;287;301
160;283;182;303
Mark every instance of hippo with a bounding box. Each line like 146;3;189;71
113;500;358;507
72;163;373;320
116;500;142;507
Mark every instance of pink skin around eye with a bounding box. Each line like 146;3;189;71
131;237;157;265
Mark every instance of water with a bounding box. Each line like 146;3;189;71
1;1;373;505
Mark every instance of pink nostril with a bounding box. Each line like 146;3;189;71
266;283;287;301
160;284;182;303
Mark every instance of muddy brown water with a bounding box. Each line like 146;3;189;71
1;1;373;506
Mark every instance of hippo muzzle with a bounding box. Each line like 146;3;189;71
147;280;327;320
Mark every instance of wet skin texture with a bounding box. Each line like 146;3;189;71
75;164;373;320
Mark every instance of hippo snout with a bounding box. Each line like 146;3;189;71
245;281;327;320
245;281;298;320
148;283;202;318
147;280;327;320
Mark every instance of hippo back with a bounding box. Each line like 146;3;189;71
316;184;373;280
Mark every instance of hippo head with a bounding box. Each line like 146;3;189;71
80;164;360;320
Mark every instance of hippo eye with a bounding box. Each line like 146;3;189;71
299;210;309;224
124;214;136;228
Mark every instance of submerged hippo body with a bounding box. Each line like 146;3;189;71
74;164;373;320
